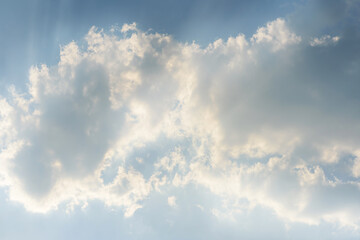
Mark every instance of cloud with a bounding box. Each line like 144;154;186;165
168;196;177;207
251;18;301;51
310;35;340;46
0;14;360;231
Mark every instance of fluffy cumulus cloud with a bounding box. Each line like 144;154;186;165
1;8;360;234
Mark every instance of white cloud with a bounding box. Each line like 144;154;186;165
168;196;177;207
251;18;301;51
0;18;360;230
310;35;341;47
121;22;137;33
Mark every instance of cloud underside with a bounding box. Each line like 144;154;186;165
1;16;360;229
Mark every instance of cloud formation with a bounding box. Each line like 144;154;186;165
1;14;360;231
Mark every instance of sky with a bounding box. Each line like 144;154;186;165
0;0;360;239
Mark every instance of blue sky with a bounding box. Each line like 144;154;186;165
1;0;360;239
